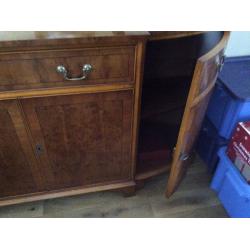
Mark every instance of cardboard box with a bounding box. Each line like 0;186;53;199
227;121;250;183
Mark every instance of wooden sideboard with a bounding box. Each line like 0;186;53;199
0;31;229;206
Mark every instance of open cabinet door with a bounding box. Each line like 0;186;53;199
166;32;230;197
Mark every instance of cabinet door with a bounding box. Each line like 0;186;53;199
0;100;43;198
21;90;133;191
166;32;230;197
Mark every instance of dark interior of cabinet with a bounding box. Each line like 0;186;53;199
137;32;224;175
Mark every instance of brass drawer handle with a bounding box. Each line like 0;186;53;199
56;64;92;81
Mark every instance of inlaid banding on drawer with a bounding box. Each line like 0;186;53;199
0;46;135;91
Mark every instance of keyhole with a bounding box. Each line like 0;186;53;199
35;144;43;156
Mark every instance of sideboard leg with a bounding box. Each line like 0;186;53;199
121;185;136;197
135;179;145;190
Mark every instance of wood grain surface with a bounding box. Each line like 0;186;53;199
21;90;134;191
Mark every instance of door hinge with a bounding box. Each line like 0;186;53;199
217;55;225;73
179;153;190;161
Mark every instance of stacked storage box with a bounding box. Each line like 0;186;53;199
208;56;250;217
196;56;250;173
196;118;228;173
211;147;250;218
207;56;250;139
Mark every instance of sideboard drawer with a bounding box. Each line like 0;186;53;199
0;46;135;91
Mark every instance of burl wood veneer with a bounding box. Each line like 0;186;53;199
0;31;229;206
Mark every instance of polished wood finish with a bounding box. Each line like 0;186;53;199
0;31;149;42
0;31;210;52
149;31;204;40
0;99;43;197
0;83;133;100
0;32;147;205
0;31;229;206
0;180;135;207
0;47;135;91
136;32;224;183
166;32;230;197
131;41;146;177
21;90;134;191
0;32;149;52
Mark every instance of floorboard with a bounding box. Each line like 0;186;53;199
0;156;228;218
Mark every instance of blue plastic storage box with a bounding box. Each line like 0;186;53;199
211;147;250;218
207;56;250;139
196;118;228;173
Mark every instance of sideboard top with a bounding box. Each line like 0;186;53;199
0;31;206;52
0;31;149;52
0;31;150;41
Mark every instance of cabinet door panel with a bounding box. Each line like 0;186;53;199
21;90;133;190
0;100;43;198
166;32;230;197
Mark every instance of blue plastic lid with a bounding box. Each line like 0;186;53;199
218;56;250;101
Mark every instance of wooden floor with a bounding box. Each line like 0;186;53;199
0;156;228;218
